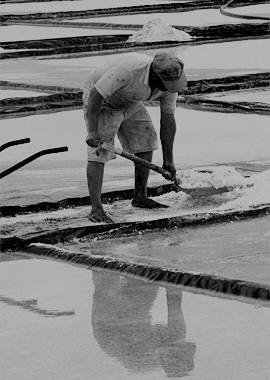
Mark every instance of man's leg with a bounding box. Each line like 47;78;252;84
132;151;169;209
84;99;124;223
119;104;168;209
87;161;113;223
133;151;152;200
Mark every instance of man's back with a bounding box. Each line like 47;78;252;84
84;53;176;111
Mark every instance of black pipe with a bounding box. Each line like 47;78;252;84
0;138;30;153
0;146;68;179
220;0;270;21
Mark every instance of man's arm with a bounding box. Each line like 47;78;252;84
85;87;103;147
160;111;176;177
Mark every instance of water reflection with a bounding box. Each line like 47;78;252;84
0;253;29;263
0;294;75;317
92;272;196;378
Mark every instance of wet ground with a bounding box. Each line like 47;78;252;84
0;256;269;380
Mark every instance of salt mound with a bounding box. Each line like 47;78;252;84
178;166;249;190
127;19;192;43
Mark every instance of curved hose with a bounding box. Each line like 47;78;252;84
220;0;270;21
0;138;30;153
0;146;68;179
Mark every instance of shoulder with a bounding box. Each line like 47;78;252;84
116;53;152;70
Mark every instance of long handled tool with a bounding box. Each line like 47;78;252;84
102;142;179;183
101;142;232;196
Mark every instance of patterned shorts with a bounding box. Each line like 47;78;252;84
83;86;158;163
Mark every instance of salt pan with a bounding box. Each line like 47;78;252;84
127;19;192;43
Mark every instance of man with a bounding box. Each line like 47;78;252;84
83;52;187;223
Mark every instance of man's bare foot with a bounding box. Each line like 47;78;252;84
131;198;169;209
88;211;114;223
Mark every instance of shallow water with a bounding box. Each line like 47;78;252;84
0;256;269;380
0;25;133;43
0;0;173;14
63;214;270;286
70;7;268;26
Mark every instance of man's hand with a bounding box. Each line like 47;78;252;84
86;132;102;148
162;161;176;179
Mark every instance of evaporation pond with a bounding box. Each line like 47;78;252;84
63;214;270;286
0;255;269;380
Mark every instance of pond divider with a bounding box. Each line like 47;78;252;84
1;72;269;119
1;0;264;23
0;80;79;93
1;202;270;252
0;184;176;217
19;242;270;301
178;96;270;115
1;22;269;60
221;0;270;22
0;91;83;119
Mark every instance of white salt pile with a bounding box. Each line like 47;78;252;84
178;166;249;190
127;19;192;43
217;169;270;211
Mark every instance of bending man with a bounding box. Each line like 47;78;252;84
83;52;187;223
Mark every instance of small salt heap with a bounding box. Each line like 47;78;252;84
178;166;249;190
127;18;192;43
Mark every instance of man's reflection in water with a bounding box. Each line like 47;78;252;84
92;271;196;378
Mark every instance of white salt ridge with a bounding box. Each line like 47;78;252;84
217;169;270;211
127;19;192;43
0;47;33;53
178;166;249;190
1;167;266;231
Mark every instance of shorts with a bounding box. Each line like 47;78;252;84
83;87;158;163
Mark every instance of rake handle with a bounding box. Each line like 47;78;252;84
101;142;174;181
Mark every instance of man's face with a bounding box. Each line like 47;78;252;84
150;67;167;91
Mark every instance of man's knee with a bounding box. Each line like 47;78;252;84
135;151;153;161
